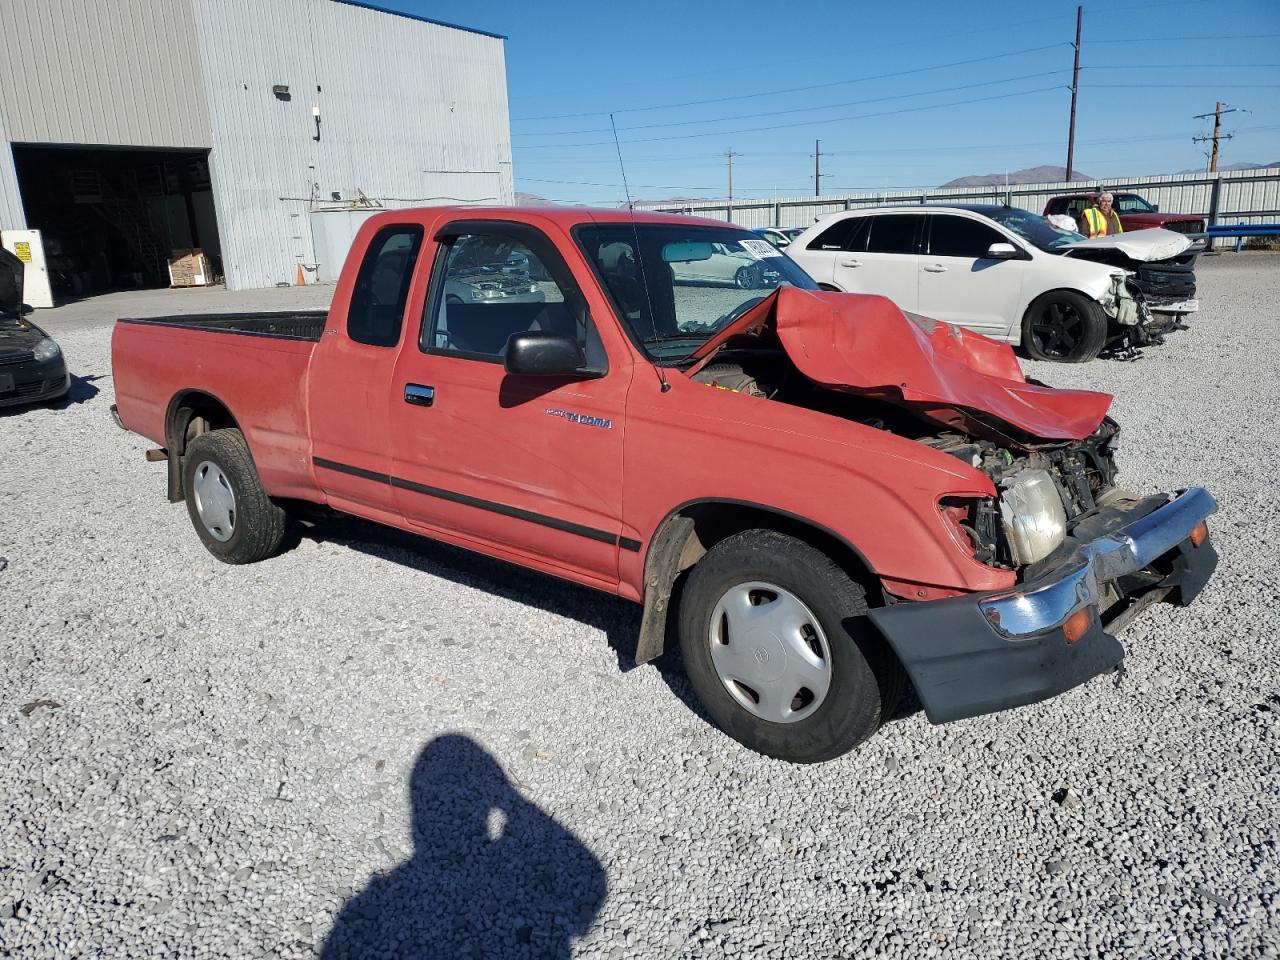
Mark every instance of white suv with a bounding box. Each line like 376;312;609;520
785;205;1195;362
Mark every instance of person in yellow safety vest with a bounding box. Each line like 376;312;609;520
1080;191;1124;238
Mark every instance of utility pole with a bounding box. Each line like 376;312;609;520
1193;102;1238;172
1065;5;1082;181
726;148;736;203
813;139;822;196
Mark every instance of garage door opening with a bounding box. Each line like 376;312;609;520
12;144;222;295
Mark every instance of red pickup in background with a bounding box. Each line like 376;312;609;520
1044;191;1206;235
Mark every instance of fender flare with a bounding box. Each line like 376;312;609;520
163;388;241;502
634;498;880;664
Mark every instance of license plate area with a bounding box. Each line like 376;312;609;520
0;373;14;394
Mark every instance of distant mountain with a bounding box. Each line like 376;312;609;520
1175;161;1280;173
514;191;558;207
940;165;1091;188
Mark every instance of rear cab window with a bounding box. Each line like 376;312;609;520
347;225;425;347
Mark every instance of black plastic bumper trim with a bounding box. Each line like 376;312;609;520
870;535;1218;726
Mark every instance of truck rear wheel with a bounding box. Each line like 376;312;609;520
182;429;286;564
677;529;903;763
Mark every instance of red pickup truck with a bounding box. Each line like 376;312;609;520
111;207;1219;762
1043;192;1206;236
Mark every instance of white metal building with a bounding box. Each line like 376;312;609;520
0;0;513;291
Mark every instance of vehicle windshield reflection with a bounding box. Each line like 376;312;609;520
577;224;817;362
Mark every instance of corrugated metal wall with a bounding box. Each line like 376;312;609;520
192;0;514;288
638;168;1280;231
0;124;24;230
0;0;212;148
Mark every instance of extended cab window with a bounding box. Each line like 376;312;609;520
347;226;424;347
425;232;603;365
865;215;919;254
928;215;1005;258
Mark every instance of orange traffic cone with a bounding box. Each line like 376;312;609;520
295;263;305;286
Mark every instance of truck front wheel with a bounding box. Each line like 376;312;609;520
182;429;286;564
677;529;903;763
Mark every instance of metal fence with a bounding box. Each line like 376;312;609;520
634;167;1280;239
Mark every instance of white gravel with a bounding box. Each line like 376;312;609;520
2;255;1279;958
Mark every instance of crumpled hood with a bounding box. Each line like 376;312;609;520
691;286;1112;443
1060;227;1192;262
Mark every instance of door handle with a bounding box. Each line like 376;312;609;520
923;263;948;273
404;383;435;407
839;258;862;268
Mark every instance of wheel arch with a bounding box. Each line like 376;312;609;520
163;389;242;502
634;498;882;664
1020;286;1110;362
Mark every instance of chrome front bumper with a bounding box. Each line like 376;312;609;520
979;487;1218;639
869;487;1219;725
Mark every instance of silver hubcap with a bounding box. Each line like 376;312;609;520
192;460;236;542
708;581;833;723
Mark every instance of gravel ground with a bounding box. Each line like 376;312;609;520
2;255;1279;958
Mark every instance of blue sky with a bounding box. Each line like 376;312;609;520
396;0;1280;204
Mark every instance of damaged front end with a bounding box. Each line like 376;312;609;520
685;287;1219;725
1068;229;1201;355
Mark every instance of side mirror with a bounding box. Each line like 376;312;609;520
985;242;1021;260
1151;203;1159;212
504;331;587;377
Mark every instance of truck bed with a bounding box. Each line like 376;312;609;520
117;311;327;341
112;311;324;502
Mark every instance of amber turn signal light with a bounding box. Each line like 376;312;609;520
1190;520;1209;548
1063;607;1092;645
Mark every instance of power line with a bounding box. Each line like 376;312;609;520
1086;83;1280;88
515;123;1280;167
515;85;1065;150
511;11;1076;105
512;70;1069;138
1081;62;1280;68
511;43;1066;122
1087;32;1280;43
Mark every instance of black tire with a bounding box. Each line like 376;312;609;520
733;265;756;289
182;429;286;564
1021;290;1108;363
678;529;904;763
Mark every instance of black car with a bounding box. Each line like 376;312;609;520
0;246;69;408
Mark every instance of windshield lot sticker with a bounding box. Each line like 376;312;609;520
545;407;612;430
739;239;784;259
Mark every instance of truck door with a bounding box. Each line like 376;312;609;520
308;223;427;518
388;220;628;587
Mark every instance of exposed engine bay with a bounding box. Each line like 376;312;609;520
692;348;1120;572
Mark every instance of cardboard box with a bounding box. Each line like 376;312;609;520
168;249;213;287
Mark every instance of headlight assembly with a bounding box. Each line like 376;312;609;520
32;337;61;362
999;468;1067;566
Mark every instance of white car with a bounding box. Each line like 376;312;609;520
785;205;1199;362
670;242;770;289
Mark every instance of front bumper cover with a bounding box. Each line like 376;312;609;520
869;487;1218;725
0;355;69;408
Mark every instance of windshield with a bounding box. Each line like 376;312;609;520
983;207;1085;252
1114;194;1155;213
577;224;818;362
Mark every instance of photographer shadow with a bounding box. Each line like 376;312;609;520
321;734;606;959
